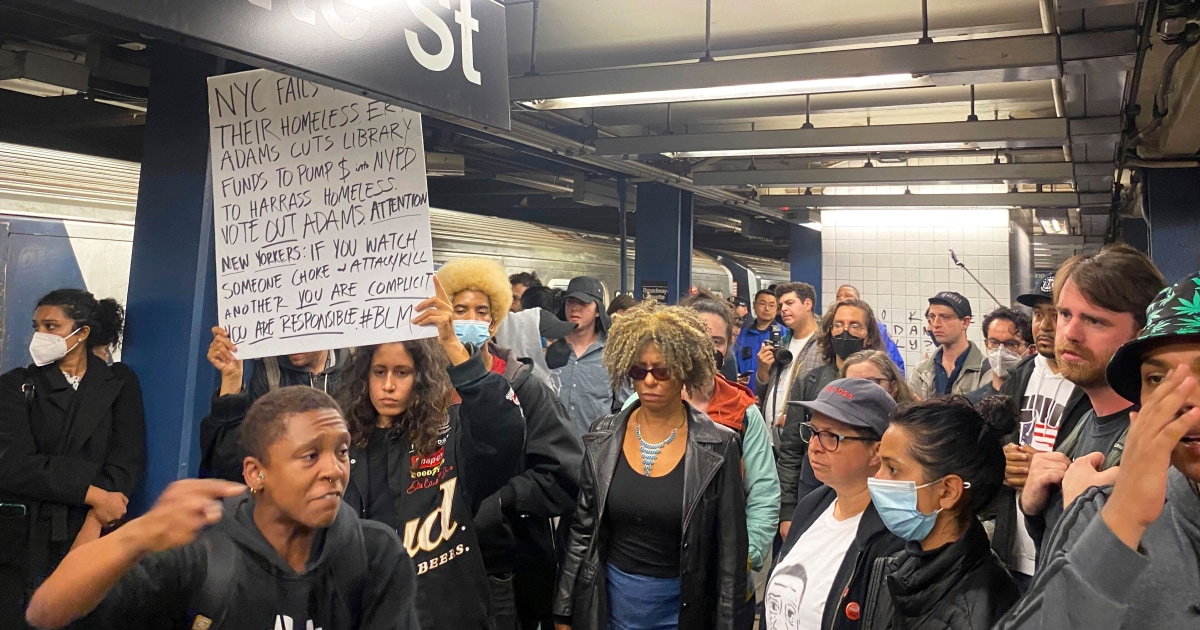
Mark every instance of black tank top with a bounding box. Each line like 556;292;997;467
605;451;686;578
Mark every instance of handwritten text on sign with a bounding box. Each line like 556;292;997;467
207;69;436;360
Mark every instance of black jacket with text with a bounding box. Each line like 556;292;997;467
554;403;747;630
344;352;526;630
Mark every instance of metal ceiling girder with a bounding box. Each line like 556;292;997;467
693;162;1076;187
758;192;1080;209
593;118;1073;156
510;34;1063;102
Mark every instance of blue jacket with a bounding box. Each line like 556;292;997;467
878;322;907;375
735;323;774;375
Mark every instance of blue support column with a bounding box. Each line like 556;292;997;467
1142;167;1200;283
122;45;224;511
790;223;822;312
634;183;693;304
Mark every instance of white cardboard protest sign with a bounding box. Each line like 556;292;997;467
207;68;436;360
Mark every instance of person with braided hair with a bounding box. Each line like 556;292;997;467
554;301;747;630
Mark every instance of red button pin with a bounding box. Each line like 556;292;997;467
845;602;861;621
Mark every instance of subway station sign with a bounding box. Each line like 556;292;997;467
47;0;510;128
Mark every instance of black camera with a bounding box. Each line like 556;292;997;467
768;324;793;366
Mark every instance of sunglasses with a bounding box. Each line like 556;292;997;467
628;366;672;381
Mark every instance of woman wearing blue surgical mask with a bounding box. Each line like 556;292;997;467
862;396;1019;629
0;288;145;628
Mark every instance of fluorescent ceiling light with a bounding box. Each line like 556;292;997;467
521;73;929;110
665;142;973;159
0;78;77;98
1038;218;1067;234
95;98;147;113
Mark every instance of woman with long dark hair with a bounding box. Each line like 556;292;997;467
338;277;526;629
0;289;145;628
554;301;747;630
863;396;1020;628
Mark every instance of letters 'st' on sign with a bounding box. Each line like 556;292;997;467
244;0;483;86
207;68;437;360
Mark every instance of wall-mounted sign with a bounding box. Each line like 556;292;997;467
641;280;669;304
48;0;510;128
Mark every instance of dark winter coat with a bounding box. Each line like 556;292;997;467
0;355;145;606
344;352;526;630
554;403;747;630
778;487;905;630
200;348;351;482
475;345;583;621
864;520;1019;630
76;495;419;630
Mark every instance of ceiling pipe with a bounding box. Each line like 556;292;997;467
1038;0;1071;163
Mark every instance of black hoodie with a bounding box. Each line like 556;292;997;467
75;494;419;630
200;348;351;482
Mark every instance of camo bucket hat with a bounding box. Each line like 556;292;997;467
1107;269;1200;404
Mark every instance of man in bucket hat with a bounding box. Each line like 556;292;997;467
995;269;1200;630
764;379;904;630
546;277;616;436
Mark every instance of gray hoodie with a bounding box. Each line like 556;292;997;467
994;468;1200;629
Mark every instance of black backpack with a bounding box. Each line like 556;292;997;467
188;525;369;629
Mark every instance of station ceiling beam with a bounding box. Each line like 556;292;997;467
693;162;1076;187
759;192;1081;209
511;34;1064;104
593;117;1078;157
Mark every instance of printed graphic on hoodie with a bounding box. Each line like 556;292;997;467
402;421;470;576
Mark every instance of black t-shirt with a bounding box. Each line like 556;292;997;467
1069;408;1132;461
605;452;685;578
364;427;397;529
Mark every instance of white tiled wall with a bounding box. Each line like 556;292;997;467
821;209;1013;372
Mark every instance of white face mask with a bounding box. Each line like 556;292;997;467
29;328;82;367
987;346;1023;379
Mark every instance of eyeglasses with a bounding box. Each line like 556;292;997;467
862;377;891;387
799;423;879;451
831;322;867;335
628;366;672;381
985;338;1028;352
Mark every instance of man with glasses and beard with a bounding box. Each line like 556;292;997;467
1019;245;1166;548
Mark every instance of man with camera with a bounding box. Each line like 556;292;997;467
755;283;826;448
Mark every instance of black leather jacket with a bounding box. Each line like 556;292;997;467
864;519;1020;630
553;403;747;630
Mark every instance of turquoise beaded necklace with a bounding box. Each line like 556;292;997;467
635;414;684;476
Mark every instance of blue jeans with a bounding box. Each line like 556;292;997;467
606;563;681;630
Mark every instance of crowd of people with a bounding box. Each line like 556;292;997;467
2;242;1200;630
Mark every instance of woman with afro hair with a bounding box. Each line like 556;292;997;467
554;301;747;630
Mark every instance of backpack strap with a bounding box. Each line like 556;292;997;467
263;358;282;392
189;533;238;630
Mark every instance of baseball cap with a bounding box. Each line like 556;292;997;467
1017;275;1055;308
928;291;972;319
564;276;605;305
1107;269;1200;404
537;308;577;339
789;377;897;437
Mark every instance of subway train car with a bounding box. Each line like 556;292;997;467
0;144;790;372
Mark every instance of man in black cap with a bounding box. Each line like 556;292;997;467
989;275;1093;593
994;267;1200;630
764;378;902;630
546;276;615;436
909;291;990;399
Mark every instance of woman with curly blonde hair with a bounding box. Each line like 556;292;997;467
554;301;747;630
